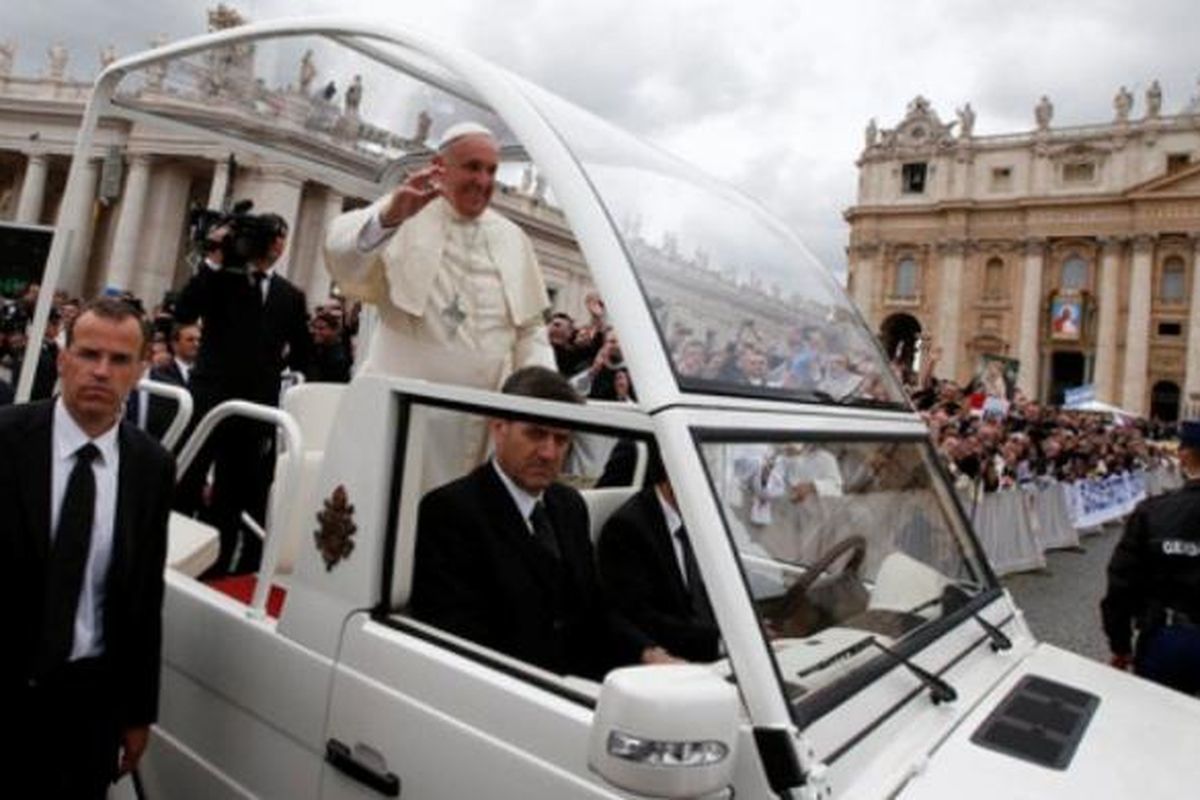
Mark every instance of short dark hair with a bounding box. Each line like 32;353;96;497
170;321;199;342
500;366;583;404
643;440;668;487
259;212;288;239
66;296;150;352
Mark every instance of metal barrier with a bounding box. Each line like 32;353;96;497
136;377;194;451
177;399;304;619
970;467;1178;576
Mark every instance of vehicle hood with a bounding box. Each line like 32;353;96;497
897;643;1200;799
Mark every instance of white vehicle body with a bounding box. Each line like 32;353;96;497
24;18;1200;800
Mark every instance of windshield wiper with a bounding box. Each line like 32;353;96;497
868;639;957;704
942;585;1012;652
794;635;875;681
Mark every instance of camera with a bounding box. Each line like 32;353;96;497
0;301;28;334
188;199;286;271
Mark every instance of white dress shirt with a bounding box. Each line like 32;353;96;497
174;357;192;385
654;486;690;587
491;459;542;535
51;398;120;661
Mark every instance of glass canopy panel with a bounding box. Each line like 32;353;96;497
516;81;907;407
696;434;990;708
109;32;520;188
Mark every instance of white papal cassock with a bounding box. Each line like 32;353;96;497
324;194;556;483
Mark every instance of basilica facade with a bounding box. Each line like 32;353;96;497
846;87;1200;420
0;11;594;322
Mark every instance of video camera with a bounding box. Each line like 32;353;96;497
188;199;286;271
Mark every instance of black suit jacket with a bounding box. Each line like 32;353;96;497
0;400;175;727
142;360;191;441
597;488;720;662
410;464;649;679
175;265;311;408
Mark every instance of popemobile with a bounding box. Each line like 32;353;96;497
19;17;1200;800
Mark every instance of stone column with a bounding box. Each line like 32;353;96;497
1183;238;1200;418
850;243;878;326
15;153;49;224
207;156;231;210
61;158;101;295
936;240;966;382
1094;237;1124;404
1016;239;1045;399
1121;235;1155;415
308;188;344;303
254;167;304;278
105;154;153;292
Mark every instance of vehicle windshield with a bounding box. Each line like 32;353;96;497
519;80;907;408
696;433;991;712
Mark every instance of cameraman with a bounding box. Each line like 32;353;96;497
175;210;311;576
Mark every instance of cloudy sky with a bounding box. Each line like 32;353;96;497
7;0;1199;276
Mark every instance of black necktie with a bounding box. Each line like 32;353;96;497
37;442;100;673
529;501;561;561
675;526;715;625
252;271;267;305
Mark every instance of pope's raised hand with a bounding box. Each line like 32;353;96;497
380;164;443;227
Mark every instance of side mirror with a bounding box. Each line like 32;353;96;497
589;665;739;798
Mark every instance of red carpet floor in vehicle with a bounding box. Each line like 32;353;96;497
205;574;287;618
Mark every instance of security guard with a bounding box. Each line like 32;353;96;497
1101;420;1200;695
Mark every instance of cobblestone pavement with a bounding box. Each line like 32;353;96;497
1001;520;1124;662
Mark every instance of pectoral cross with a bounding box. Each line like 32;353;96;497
441;293;467;336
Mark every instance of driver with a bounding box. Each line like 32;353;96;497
409;367;676;679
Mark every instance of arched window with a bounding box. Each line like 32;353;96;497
1160;256;1186;303
894;257;918;298
983;257;1005;299
1061;255;1087;291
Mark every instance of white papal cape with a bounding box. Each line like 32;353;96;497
324;195;556;486
323;195;554;389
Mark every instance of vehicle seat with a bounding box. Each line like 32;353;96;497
167;512;220;577
867;551;950;617
269;383;347;575
580;487;639;544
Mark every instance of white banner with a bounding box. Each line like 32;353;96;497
1065;472;1146;529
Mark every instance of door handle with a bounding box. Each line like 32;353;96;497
325;738;401;797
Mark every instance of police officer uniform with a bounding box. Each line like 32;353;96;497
1101;420;1200;695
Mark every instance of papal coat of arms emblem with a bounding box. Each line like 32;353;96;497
314;485;357;571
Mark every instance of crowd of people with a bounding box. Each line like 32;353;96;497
0;284;358;404
905;373;1178;496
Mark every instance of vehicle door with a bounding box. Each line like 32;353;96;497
319;384;698;798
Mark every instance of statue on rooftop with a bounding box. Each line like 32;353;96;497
345;74;363;114
956;103;976;138
1114;85;1134;122
413;110;432;145
864;117;878;148
47;42;68;81
99;45;118;71
1035;95;1054;131
0;41;14;78
1146;79;1162;118
146;35;168;89
207;3;246;31
299;49;316;93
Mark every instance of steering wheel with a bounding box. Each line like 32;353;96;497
768;535;868;639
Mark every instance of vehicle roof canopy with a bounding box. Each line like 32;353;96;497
21;17;906;416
